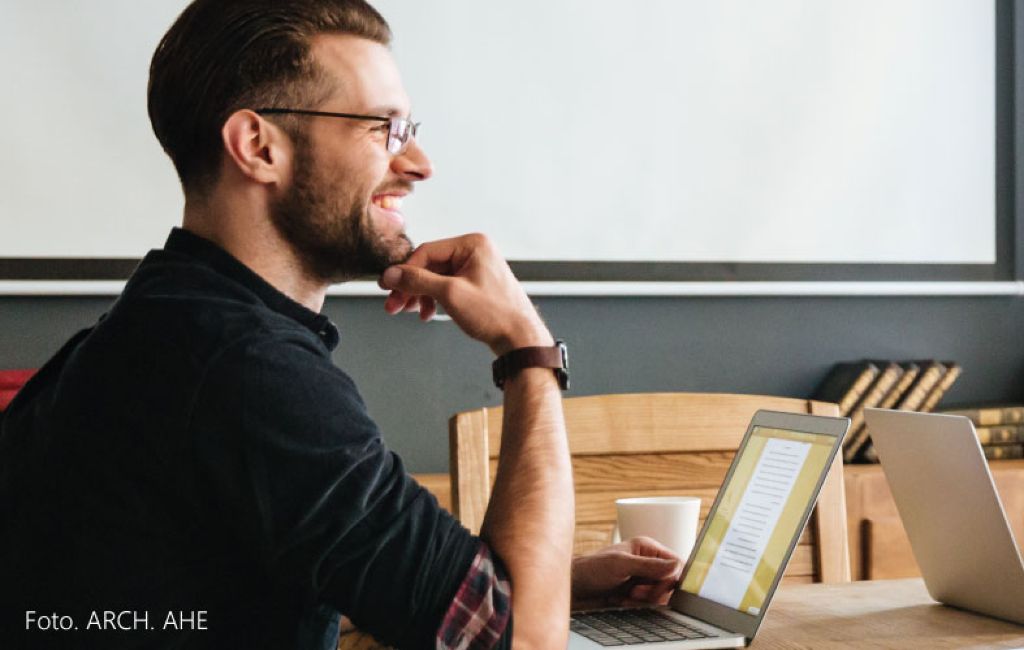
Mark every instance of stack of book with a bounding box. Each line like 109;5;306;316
940;405;1024;460
0;369;37;413
812;360;962;463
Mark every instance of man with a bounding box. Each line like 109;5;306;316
0;1;682;648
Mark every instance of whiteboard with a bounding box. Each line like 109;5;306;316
0;0;997;269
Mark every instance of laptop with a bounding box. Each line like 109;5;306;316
568;410;849;649
864;408;1024;625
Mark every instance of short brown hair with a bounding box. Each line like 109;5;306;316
148;0;391;195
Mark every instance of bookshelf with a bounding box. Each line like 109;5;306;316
844;460;1024;580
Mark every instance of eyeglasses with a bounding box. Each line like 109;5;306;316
255;108;420;155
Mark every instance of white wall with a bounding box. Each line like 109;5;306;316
1;1;185;258
0;0;996;266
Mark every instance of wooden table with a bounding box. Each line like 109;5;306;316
339;578;1024;649
754;578;1024;649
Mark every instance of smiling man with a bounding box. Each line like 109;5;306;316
0;1;682;649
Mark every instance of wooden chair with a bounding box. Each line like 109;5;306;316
449;392;851;585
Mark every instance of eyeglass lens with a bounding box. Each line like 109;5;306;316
387;119;419;155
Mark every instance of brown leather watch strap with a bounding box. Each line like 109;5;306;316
492;340;569;390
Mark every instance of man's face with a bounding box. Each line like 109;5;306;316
270;35;433;283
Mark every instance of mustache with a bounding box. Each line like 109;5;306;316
373;181;415;196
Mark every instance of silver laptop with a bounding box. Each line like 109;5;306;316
568;410;849;649
865;408;1024;625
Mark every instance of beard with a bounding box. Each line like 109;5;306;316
269;136;414;284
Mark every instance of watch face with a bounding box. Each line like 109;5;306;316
556;340;569;390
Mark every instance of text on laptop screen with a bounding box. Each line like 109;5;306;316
680;426;835;615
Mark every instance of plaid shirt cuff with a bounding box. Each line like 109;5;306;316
436;542;511;650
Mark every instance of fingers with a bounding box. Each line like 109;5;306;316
378;237;482;322
419;296;437;321
382;289;437;321
620;581;677;607
382;288;418;316
571;545;685;611
615;554;682;582
383;290;408;315
402;297;421;313
402;238;459;272
380;265;454;303
402;234;486;275
377;233;533;352
628;536;684;562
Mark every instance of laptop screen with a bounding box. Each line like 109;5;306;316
679;425;836;615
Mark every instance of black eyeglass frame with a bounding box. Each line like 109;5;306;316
254;108;420;155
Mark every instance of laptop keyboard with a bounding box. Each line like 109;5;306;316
570;608;716;646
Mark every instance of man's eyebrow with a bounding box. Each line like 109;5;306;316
367;105;411;118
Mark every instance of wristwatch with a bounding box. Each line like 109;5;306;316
492;340;569;390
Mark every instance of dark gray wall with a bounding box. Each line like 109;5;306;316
2;293;1022;472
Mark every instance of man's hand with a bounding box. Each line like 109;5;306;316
571;537;684;611
378;234;552;355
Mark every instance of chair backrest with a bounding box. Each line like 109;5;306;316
449;392;850;584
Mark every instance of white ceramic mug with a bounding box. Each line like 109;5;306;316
614;496;701;560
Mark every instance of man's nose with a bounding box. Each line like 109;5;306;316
391;138;433;181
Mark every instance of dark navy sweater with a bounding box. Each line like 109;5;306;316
0;229;481;649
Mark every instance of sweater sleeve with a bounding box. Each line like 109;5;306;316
190;334;486;648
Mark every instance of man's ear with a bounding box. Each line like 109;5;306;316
220;109;292;186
